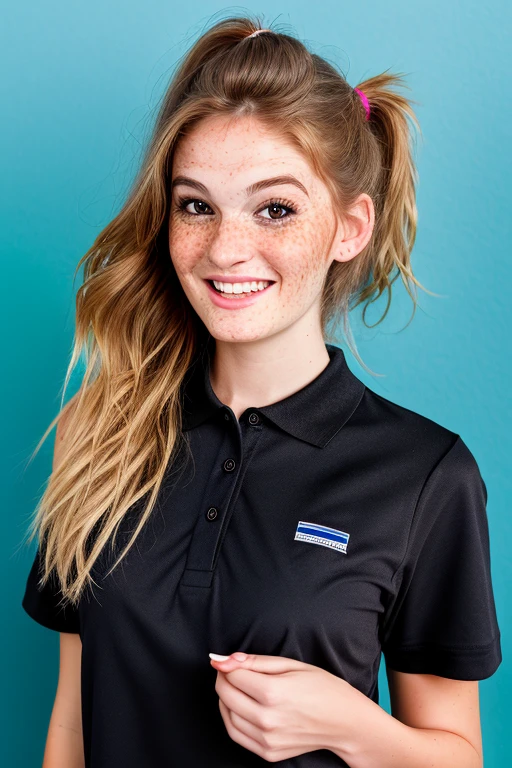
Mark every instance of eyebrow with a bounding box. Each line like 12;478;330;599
171;174;309;199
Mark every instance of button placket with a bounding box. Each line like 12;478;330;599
180;416;264;589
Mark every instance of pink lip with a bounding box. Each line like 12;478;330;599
204;279;274;310
205;275;275;283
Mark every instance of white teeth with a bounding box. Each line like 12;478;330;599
212;280;271;294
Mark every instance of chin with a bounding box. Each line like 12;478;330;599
205;326;273;345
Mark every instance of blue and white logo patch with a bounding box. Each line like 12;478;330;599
294;521;350;554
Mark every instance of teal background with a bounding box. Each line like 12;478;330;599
3;1;510;764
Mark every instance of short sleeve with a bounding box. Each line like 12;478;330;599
381;435;502;680
21;540;81;634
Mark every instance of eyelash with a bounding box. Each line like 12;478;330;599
174;196;298;226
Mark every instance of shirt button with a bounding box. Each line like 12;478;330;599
224;413;230;421
223;458;236;472
206;507;218;521
248;412;260;425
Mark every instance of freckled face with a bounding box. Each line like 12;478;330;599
168;114;341;344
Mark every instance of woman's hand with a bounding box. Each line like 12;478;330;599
209;651;355;762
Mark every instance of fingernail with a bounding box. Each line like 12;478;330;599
209;653;230;661
232;652;248;662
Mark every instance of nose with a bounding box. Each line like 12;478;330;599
206;221;254;270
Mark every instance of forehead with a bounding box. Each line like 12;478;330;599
171;114;317;191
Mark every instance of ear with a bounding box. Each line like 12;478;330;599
330;193;375;264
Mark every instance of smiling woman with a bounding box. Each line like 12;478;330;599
167;113;370;342
21;12;500;768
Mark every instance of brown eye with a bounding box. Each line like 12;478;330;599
258;198;297;224
176;198;213;215
267;203;287;219
175;196;297;225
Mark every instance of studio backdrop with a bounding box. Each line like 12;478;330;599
2;1;509;765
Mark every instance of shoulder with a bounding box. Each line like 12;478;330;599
359;383;457;441
354;384;474;480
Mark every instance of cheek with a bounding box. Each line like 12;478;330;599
168;215;210;273
274;218;333;290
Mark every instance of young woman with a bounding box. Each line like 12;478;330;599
22;16;501;768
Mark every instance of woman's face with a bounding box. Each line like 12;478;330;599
168;113;371;345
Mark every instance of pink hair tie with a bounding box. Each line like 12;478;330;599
246;28;273;38
354;87;371;121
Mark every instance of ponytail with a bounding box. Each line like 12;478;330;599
349;71;436;328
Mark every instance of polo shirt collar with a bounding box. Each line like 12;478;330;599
181;338;365;448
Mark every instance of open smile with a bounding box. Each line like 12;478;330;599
204;279;276;310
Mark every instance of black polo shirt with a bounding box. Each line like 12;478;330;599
22;341;502;768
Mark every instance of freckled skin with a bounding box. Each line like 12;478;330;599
167;112;374;422
168;114;374;349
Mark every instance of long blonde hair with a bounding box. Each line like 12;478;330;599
23;14;431;608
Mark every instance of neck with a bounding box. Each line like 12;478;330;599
208;327;331;421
